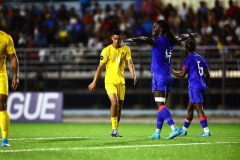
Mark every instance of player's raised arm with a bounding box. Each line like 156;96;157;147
125;36;154;45
175;33;200;42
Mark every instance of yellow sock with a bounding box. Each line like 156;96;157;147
0;110;10;139
111;117;117;130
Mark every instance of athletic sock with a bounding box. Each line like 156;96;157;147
111;117;118;130
0;110;10;139
199;116;209;132
156;106;164;130
159;105;176;127
183;118;192;131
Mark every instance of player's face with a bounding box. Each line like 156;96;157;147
111;35;122;48
152;23;162;37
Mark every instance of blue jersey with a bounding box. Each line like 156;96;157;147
151;36;173;77
183;53;208;89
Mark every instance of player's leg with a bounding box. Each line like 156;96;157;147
149;75;165;139
150;75;179;139
148;96;163;139
116;84;125;128
192;89;210;136
179;102;194;136
0;75;10;147
106;84;122;137
194;103;211;136
108;94;122;137
153;91;180;139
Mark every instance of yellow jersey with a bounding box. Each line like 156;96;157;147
0;30;16;76
100;44;132;84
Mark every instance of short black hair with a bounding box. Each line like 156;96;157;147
112;29;122;35
185;40;196;52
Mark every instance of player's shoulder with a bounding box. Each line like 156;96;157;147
121;44;130;50
195;53;206;60
102;45;111;51
0;30;12;40
0;30;10;37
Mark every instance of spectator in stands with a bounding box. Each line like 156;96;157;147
185;6;197;32
197;1;209;30
79;0;90;17
171;40;211;137
222;24;239;46
0;30;19;147
211;0;224;22
178;2;188;33
88;29;137;137
141;15;154;36
141;0;157;17
1;1;239;48
226;0;240;21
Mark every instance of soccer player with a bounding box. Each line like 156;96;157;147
88;29;137;137
0;30;19;147
124;20;198;139
171;40;211;137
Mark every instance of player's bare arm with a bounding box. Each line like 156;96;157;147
125;33;199;45
175;33;200;42
127;59;137;85
8;53;19;91
204;67;211;90
124;36;154;45
171;68;188;78
88;62;105;91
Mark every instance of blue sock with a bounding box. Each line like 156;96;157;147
183;118;191;129
158;105;175;126
156;112;164;130
199;116;208;128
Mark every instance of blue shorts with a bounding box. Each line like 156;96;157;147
152;74;172;94
189;87;205;103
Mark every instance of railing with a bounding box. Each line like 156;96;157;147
7;45;240;110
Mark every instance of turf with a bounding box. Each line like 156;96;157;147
0;122;240;160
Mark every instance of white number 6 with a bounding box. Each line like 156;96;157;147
197;61;204;76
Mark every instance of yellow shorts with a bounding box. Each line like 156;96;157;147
105;83;125;100
0;74;8;95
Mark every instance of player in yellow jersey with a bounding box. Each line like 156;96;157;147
0;30;19;147
88;29;137;137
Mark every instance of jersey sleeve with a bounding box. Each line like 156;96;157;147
100;48;108;63
6;35;16;55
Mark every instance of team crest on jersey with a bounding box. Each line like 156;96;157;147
100;55;104;60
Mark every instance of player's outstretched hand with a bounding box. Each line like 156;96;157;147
124;38;133;42
189;33;200;38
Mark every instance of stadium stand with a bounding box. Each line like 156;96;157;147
2;0;240;111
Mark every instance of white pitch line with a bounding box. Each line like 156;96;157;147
9;137;91;141
0;142;239;153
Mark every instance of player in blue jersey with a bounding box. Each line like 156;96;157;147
171;40;211;137
125;20;198;139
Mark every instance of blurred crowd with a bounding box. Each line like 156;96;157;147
0;0;240;50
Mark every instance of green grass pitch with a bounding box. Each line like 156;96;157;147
0;122;240;160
